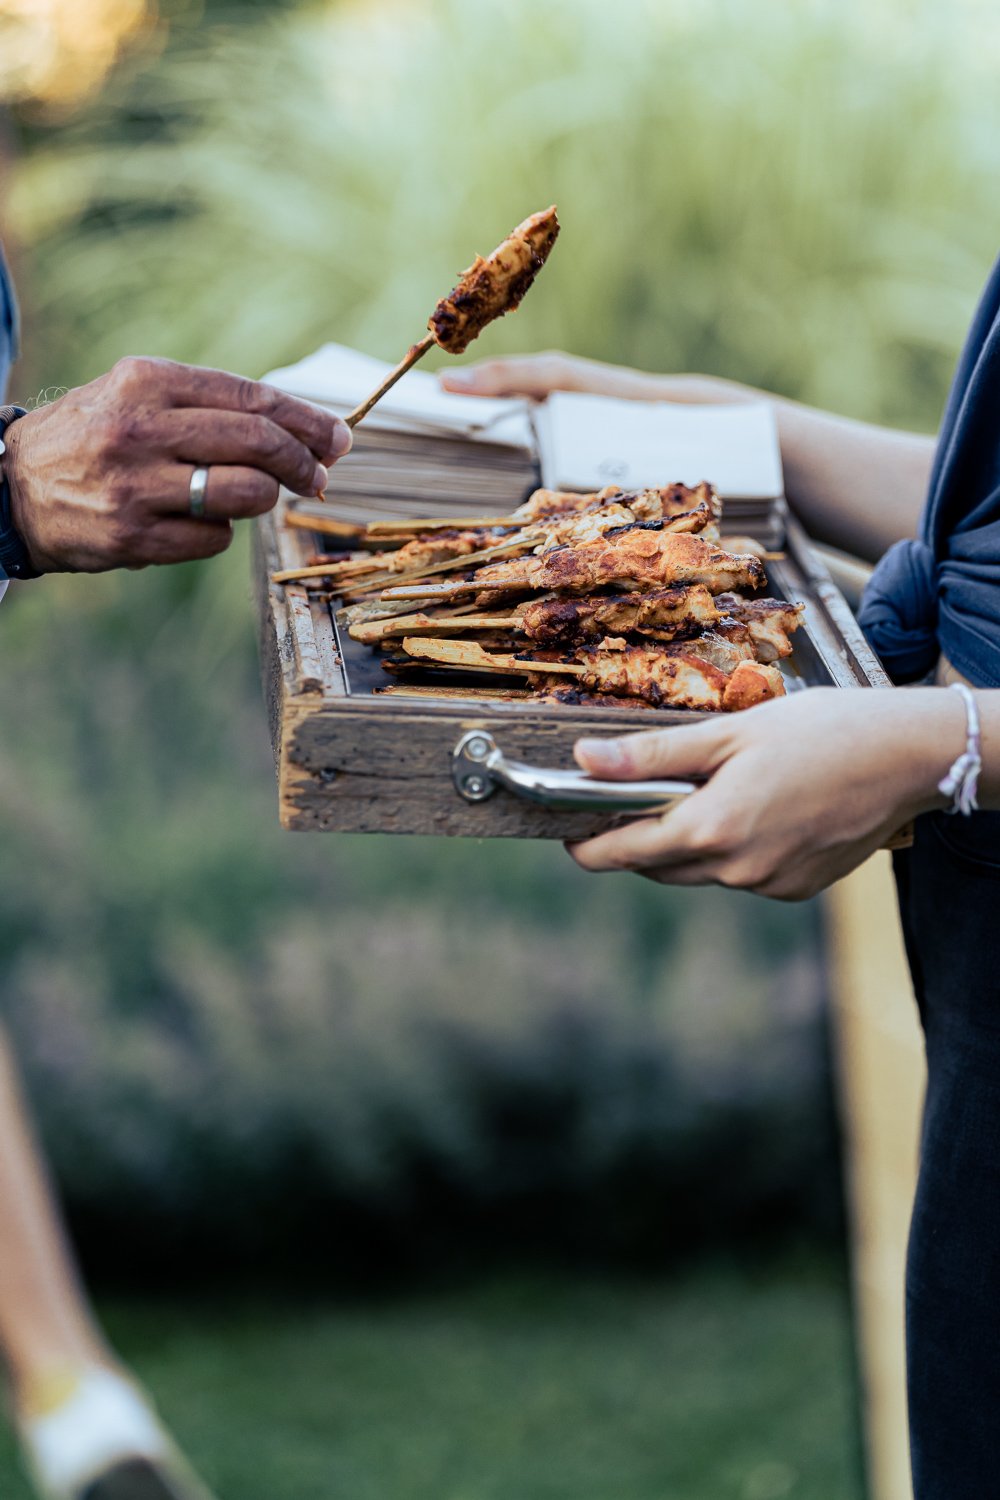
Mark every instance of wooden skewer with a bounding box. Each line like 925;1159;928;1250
272;559;382;584
366;515;520;537
401;637;586;677
338;597;468;627
380;580;484;603
336;536;534;599
391;609;520;636
350;609;521;645
285;511;366;542
344;335;435;429
376;683;533;702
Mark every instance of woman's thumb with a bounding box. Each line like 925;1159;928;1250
574;721;728;781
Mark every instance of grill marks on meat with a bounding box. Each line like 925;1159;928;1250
475;524;765;595
534;496;714;552
519;586;721;644
722;660;786;711
538;645;732;712
344;492;723;581
283;467;802;712
429;207;560;355
509;480;720;527
535;642;784;711
714;593;805;662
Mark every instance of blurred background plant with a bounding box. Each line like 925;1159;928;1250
1;0;998;1491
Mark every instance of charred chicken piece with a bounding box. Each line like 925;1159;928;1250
474;522;765;596
534;644;730;711
509;480;720;528
721;659;786;711
658;631;756;674
534;498;713;552
537;641;785;711
714;594;805;662
429;207;560;354
509;486;624;523
519;586;721;645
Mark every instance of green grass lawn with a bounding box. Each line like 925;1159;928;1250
0;1256;864;1500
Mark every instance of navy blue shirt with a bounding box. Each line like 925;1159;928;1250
860;254;1000;686
0;242;17;401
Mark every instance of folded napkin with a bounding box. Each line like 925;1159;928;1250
264;342;533;446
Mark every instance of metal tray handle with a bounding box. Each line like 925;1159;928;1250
451;730;914;850
452;730;696;814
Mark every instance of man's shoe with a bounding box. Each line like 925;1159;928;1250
81;1457;207;1500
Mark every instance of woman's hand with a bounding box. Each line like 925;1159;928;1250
566;687;963;901
442;350;933;563
441;350;757;407
3;356;352;573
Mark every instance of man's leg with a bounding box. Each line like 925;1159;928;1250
0;1032;109;1397
0;1030;215;1500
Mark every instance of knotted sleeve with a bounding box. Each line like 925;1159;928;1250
859;537;939;683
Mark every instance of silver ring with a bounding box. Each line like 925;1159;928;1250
189;466;210;518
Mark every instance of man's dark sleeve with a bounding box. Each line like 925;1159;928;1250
0;242;19;402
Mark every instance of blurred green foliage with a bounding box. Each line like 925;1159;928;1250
11;0;1000;424
2;0;997;1274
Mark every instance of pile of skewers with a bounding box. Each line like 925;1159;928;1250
274;481;806;713
268;204;802;711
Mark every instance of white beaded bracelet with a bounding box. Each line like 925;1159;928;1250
938;682;982;817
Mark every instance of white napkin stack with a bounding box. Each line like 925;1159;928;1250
264;343;539;522
531;392;787;546
264;344;787;546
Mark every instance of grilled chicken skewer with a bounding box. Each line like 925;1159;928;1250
361;481;719;539
399;635;785;711
275;492;719;590
343;207;560;429
350;591;805;685
428;206;561;354
277;466;800;714
275;486;719;591
349;585;720;646
380;523;765;604
472;522;761;594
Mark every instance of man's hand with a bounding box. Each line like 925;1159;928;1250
564;687;962;901
2;356;352;572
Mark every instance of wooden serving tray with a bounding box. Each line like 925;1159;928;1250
253;497;889;839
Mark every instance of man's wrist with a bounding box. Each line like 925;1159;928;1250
0;406;42;579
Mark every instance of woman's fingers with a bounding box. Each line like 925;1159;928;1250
442;353;587;399
566;790;730;875
441;351;760;412
441;353;735;405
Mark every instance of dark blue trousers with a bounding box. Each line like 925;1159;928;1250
895;810;1000;1497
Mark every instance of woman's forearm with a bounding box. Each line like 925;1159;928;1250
771;397;936;564
442;355;937;564
655;372;937;561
